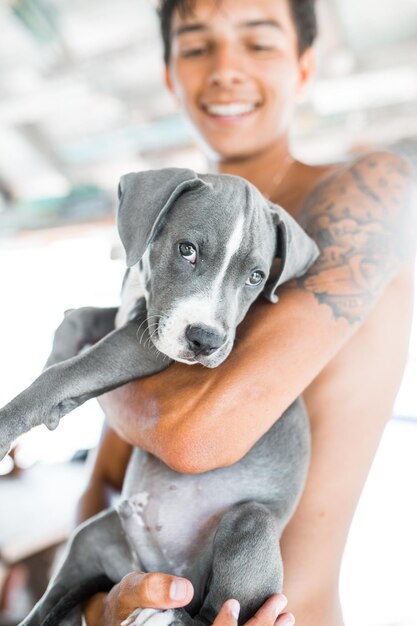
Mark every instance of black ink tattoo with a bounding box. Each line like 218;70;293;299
351;166;382;204
296;153;417;324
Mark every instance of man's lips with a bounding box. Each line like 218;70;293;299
201;101;261;122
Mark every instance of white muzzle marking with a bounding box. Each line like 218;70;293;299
154;214;245;361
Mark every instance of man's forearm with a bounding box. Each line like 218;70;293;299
100;288;355;473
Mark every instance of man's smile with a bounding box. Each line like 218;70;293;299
200;100;261;124
202;101;259;115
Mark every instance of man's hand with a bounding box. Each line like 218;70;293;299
83;571;295;626
214;595;295;626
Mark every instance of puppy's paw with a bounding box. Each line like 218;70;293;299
121;608;193;626
0;392;63;458
121;609;174;626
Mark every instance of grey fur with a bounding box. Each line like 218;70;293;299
118;169;209;267
0;168;319;626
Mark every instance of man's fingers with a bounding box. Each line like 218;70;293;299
110;571;194;618
212;599;241;626
212;594;293;626
121;571;194;608
275;613;295;626
246;594;290;626
103;574;294;626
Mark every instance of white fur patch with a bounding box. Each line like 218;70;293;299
118;492;149;527
153;294;220;361
209;212;244;315
116;251;150;328
121;608;175;626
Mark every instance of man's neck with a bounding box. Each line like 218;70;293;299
208;139;296;202
207;139;332;216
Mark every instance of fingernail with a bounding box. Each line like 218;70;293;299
273;595;288;619
282;613;295;626
228;599;240;620
169;578;188;601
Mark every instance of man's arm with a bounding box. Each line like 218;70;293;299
100;151;417;474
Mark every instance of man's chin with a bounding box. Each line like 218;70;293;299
199;135;268;163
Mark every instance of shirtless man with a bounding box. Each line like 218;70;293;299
78;1;417;625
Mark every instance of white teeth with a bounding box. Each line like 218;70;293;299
205;102;256;116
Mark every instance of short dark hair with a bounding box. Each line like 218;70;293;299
157;0;318;64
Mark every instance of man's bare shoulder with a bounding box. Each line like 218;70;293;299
292;151;417;325
299;151;416;223
294;150;416;213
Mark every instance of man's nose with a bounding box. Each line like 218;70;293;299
207;42;246;87
185;324;226;356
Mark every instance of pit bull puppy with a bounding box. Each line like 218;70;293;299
0;168;319;626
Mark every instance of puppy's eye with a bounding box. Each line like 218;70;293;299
179;242;197;265
246;270;265;286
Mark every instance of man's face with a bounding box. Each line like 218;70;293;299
165;0;313;160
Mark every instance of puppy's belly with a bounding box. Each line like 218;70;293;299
118;400;310;577
119;450;240;577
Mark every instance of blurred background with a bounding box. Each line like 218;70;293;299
0;1;416;625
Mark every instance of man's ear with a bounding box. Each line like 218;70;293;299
264;202;320;303
295;46;316;102
117;168;209;267
164;65;174;93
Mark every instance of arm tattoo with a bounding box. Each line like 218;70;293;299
296;153;417;325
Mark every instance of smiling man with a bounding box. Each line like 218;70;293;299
79;1;417;625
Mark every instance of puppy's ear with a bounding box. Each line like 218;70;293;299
264;202;320;303
117;168;208;267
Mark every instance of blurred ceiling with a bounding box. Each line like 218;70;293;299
0;0;416;210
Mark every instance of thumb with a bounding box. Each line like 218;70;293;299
212;599;240;626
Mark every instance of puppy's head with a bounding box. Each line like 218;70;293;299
118;169;319;367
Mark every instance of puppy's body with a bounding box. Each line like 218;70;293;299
0;169;319;626
120;400;309;586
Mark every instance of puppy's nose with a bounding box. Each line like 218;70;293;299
185;324;226;356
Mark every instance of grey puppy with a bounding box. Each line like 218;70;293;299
0;168;319;626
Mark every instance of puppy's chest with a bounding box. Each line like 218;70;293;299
115;264;147;328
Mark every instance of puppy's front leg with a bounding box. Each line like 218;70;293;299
0;309;171;460
44;306;118;369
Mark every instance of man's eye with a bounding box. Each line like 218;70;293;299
179;242;197;264
249;43;274;52
180;47;208;58
246;270;265;286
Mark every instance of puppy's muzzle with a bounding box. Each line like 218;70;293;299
185;324;226;357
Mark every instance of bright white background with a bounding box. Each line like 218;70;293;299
0;0;417;623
